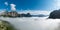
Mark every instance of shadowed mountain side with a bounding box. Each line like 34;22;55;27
49;9;60;19
0;20;16;30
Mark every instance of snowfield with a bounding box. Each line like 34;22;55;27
0;17;60;30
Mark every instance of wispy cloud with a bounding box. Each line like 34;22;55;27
4;2;8;6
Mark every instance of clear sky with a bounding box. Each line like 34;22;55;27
0;0;60;11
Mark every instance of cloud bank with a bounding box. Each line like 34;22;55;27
0;17;60;30
19;10;52;15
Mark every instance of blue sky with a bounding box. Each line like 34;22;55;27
0;0;60;11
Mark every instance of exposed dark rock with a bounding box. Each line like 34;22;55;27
25;13;32;17
0;20;16;30
49;9;60;19
20;13;32;17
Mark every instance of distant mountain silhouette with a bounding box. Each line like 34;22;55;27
32;14;48;17
20;13;32;17
49;9;60;19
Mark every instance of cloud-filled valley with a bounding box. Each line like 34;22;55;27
0;17;59;30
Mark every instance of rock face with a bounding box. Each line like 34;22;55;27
1;11;20;17
0;20;15;30
49;9;60;19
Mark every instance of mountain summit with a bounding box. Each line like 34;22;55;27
49;9;60;19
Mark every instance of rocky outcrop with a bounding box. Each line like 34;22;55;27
49;9;60;19
20;13;32;17
0;20;15;30
1;11;20;17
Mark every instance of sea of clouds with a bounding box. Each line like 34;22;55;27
0;17;59;30
0;1;59;30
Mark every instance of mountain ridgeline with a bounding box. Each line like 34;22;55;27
0;10;47;17
0;11;32;17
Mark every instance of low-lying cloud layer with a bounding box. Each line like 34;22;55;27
53;0;60;10
19;10;52;15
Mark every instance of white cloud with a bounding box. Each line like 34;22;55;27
10;4;16;11
4;2;8;6
0;16;60;30
19;10;52;15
